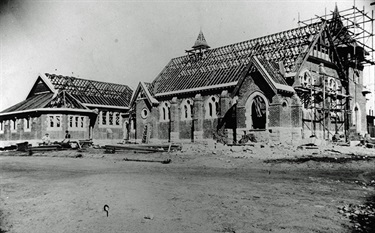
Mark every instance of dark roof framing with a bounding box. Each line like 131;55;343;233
45;73;133;107
152;21;325;95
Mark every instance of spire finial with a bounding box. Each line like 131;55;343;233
192;30;210;50
185;29;210;60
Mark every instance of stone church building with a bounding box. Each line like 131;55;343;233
127;7;371;145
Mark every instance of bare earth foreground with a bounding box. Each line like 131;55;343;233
1;144;375;233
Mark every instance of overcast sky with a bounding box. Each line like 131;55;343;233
0;0;373;110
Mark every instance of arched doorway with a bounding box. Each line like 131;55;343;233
245;92;268;130
251;96;267;129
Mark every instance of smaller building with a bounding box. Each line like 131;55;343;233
0;73;133;146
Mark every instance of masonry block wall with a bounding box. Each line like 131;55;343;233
139;93;225;143
268;95;281;128
297;61;368;139
154;101;170;141
203;119;218;139
348;67;367;135
0;113;93;146
299;62;344;139
0;116;41;142
179;120;193;140
134;99;153;142
137;73;304;144
131;65;367;144
158;121;170;140
92;110;125;142
236;74;269;129
169;97;179;141
193;94;204;141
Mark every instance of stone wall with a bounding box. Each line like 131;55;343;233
132;73;305;144
0;109;129;146
348;68;368;136
297;61;368;139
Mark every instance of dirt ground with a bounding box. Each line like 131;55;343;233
1;143;375;233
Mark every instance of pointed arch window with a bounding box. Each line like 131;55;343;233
205;96;219;119
181;99;193;121
160;102;170;122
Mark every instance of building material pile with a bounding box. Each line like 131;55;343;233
123;158;171;164
105;144;181;153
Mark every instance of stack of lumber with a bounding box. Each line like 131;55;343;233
105;144;181;153
30;144;63;151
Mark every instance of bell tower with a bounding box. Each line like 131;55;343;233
186;30;210;61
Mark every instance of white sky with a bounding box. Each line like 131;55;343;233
0;0;373;110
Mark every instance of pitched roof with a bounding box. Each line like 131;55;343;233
1;93;54;113
45;73;133;107
152;21;325;96
129;81;158;107
143;82;154;96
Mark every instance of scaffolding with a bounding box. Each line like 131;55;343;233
296;5;374;141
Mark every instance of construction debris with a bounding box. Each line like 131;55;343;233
105;144;181;153
123;158;171;164
297;143;319;150
338;202;375;232
0;145;17;151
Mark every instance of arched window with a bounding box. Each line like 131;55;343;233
184;105;188;118
282;101;288;108
205;95;219;118
299;70;312;87
159;101;170;122
181;99;193;120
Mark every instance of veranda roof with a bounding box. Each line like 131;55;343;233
1;93;53;113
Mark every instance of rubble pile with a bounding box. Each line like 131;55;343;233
338;202;375;232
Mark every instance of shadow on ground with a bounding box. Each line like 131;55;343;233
0;210;8;233
349;194;375;233
264;155;374;164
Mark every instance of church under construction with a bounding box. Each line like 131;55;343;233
128;6;375;145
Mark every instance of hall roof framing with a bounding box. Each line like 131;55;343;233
45;73;133;107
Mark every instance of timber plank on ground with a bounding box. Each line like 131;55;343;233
105;144;181;153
